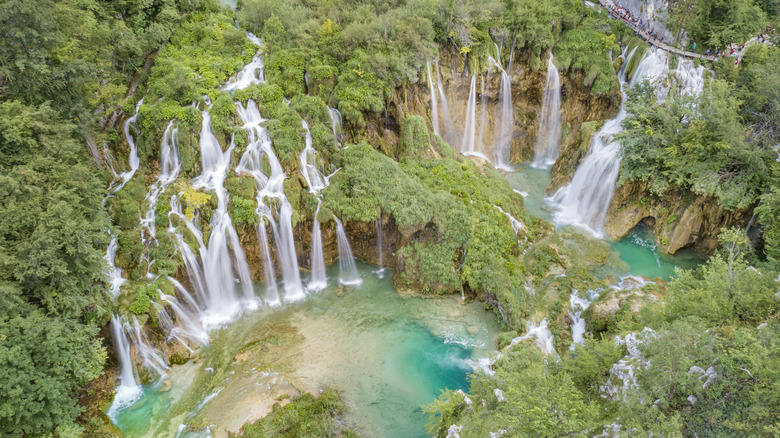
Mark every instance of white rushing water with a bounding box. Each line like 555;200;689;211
105;236;126;297
533;53;562;168
107;315;143;420
327;106;344;147
506;319;556;356
436;61;455;145
460;75;479;156
222;32;264;91
426;61;440;136
375;216;385;277
488;56;514;170
549;48;671;236
568;288;602;349
109;98;144;194
140;121;182;246
187;111;258;327
334;216;362;286
235;100;305;303
309;200;328;291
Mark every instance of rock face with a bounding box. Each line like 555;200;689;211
604;180;754;254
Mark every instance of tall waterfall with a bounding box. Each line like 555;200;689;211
334;216;361;286
188;111;258;327
460;75;479;156
327;106;343;147
533;53;562;168
478;73;490;151
300;120;327;193
435;61;454;145
549;48;670;236
375;216;385;277
486;56;514;170
235;100;305;302
426;61;440;136
109;98;144;194
141;122;182;244
107;316;143;420
309;200;327;291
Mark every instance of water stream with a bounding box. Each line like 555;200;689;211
533;53;562;168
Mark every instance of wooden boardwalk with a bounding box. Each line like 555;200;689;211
597;0;719;62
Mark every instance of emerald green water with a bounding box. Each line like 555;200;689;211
114;262;499;437
505;165;703;280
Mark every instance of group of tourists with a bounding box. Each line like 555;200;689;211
604;1;669;45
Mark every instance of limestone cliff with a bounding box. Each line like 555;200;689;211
604;180;754;254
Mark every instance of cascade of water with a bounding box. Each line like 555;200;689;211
506;319;556;356
107;315;143;420
223;32;265;91
460;75;479;156
256;221;282;305
105;235;126;297
309;200;327;291
436;61;455;145
493;65;513;170
375;215;386;277
533;53;562;168
327;106;344;147
334;216;361;286
549;48;672;236
109;98;145;194
129;316;169;377
190;111;258;327
300;120;327;193
141;122;182;243
235;100;305;302
426;61;440;136
568;288;602;349
478;73;490;151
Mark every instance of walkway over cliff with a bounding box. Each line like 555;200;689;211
597;0;719;61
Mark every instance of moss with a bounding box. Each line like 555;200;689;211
290;94;329;124
398;115;430;161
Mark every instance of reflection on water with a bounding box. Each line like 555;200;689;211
114;262;499;438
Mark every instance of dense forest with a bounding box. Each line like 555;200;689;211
0;0;778;436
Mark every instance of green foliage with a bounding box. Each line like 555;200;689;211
424;345;598;437
398;115;430;161
0;102;111;318
236;388;359;437
617;79;772;209
553;14;622;95
230;197;260;226
687;0;767;49
265;104;305;166
129;284;159;315
0;288;106;436
146;6;254;105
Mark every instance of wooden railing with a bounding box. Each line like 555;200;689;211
597;0;719;61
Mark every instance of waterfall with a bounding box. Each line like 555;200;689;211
533;53;562;168
160;279;209;347
327;106;343;147
375;216;385;277
460;75;478;156
222;32;264;91
256;221;282;305
568;288;602;349
478;73;490;151
109;98;144;194
334;216;361;286
426;61;440;136
235;100;305;302
488;57;514;170
300;120;327;193
107;316;143;420
129;316;169;377
549;48;671;236
435;61;454;144
141;121;182;244
506;319;556;356
189;111;258;327
105;235;126;297
309;200;327;291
